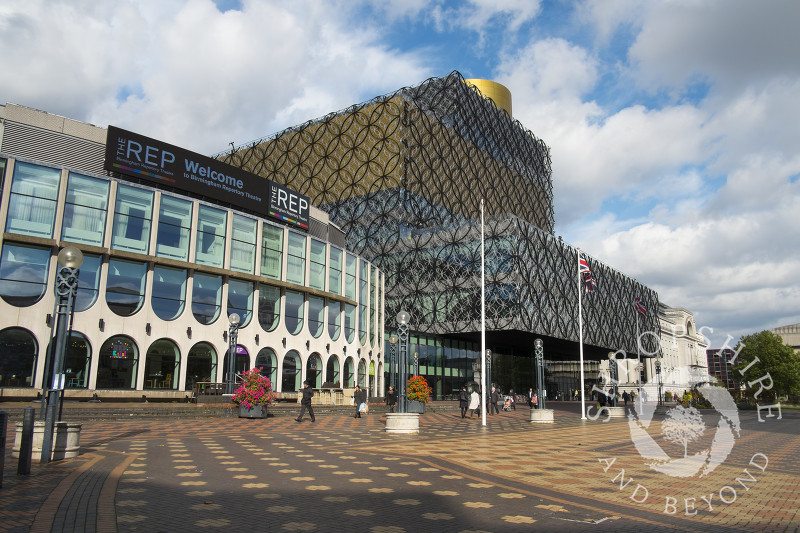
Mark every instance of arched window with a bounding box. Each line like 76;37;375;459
185;342;217;391
325;355;340;387
308;296;324;338
74;254;102;312
285;290;304;335
106;259;147;316
343;357;355;388
0;243;51;307
328;301;341;341
97;336;138;389
282;350;301;392
359;260;368;344
222;345;250;385
192;273;222;325
152;266;187;321
369;361;376;395
227;279;253;327
144;339;180;390
358;359;367;388
0;327;37;387
254;348;277;388
344;303;356;343
258;284;280;332
307;352;323;388
64;332;91;389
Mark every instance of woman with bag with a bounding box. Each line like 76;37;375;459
353;385;366;418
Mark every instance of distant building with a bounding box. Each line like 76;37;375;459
772;323;800;353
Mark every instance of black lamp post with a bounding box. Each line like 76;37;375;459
608;352;618;407
226;313;240;394
41;246;83;463
396;311;409;413
388;334;398;393
534;339;545;410
655;358;662;406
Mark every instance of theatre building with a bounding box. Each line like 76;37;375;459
0;103;385;400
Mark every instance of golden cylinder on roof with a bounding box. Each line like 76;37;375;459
464;79;512;117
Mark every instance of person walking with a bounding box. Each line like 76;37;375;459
468;388;480;418
508;388;516;410
295;380;315;423
385;385;397;413
353;385;366;418
532;389;538;409
622;390;630;407
489;386;500;415
528;387;535;408
458;386;469;418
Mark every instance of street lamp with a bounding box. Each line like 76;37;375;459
41;246;83;463
396;311;410;413
534;339;545;410
388;334;398;394
655;358;663;406
485;349;492;389
608;352;618;407
226;313;240;394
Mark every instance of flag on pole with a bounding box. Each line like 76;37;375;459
633;297;647;316
578;252;597;292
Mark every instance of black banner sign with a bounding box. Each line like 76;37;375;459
104;126;309;230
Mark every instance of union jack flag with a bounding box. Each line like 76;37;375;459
633;297;647;316
579;253;597;292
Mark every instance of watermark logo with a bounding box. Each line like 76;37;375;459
628;373;740;478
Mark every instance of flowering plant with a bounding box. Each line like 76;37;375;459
232;367;277;409
406;375;432;403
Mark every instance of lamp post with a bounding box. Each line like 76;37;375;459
655;358;663;406
226;313;240;394
485;349;492;389
388;334;398;393
608;352;618;407
396;311;410;413
413;351;419;376
41;247;83;463
534;339;545;410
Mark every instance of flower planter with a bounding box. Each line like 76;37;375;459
407;400;426;414
385;413;420;434
238;405;268;418
13;421;82;461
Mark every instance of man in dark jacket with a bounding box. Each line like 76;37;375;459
296;380;315;422
458;386;469;418
353;385;366;418
385;385;398;413
489;386;500;415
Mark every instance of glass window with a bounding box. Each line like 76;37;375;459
359;260;368;344
230;214;257;273
106;259;147;316
227;279;253;327
195;205;226;268
97;336;138;389
261;224;283;280
344;303;356;343
186;342;217;390
370;266;377;345
152;266;187;321
255;348;277;386
328;301;341;341
64;332;91;389
74;254;102;312
144;338;180;390
286;231;306;285
0;244;51;307
5;162;60;238
328;247;342;295
61;173;109;246
308;296;324;338
345;253;356;300
111;185;153;253
192;272;222;325
285;290;304;335
156;195;192;261
309;239;326;291
258;284;280;332
0;327;38;388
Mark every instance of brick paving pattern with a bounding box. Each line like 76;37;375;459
1;403;799;532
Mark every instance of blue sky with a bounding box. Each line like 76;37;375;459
2;0;799;347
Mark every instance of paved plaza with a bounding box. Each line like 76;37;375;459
1;402;798;532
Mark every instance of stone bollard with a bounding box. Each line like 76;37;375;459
606;406;627;418
385;413;420;434
13;421;82;462
529;408;554;423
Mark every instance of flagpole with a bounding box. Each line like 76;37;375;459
480;199;486;427
578;248;586;419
